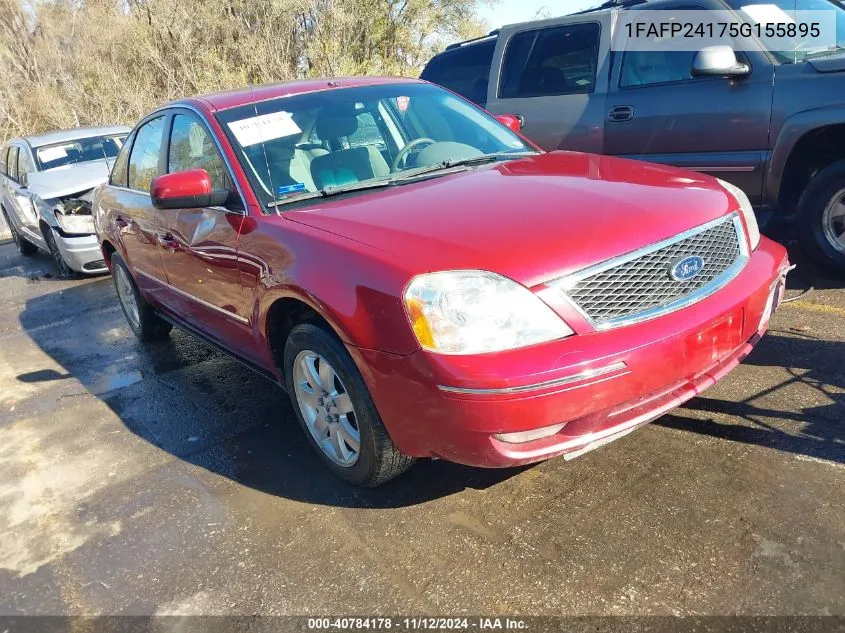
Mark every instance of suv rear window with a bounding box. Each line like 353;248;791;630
499;22;601;99
421;39;496;106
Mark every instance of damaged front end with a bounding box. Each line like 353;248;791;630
52;190;96;236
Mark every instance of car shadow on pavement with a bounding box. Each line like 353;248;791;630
780;238;845;292
657;330;845;464
17;279;526;508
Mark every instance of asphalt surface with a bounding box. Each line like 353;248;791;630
0;237;843;617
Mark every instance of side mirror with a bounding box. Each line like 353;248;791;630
19;172;28;188
150;169;229;210
496;114;524;133
692;46;750;78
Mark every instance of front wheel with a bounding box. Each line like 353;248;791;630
283;322;414;487
797;160;845;276
43;226;75;278
111;253;172;342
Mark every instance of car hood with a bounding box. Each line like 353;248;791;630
284;152;740;287
27;159;115;200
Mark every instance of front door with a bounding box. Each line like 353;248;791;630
485;14;612;154
603;20;775;206
155;110;253;355
108;115;170;302
5;146;44;246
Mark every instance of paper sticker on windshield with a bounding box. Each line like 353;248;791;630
38;146;68;162
227;111;301;147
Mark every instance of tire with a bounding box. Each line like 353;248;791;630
42;225;75;278
111;252;172;342
797;159;845;276
283;322;414;487
3;209;38;257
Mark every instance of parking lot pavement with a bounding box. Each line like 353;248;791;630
0;238;843;617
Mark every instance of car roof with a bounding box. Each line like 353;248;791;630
17;125;131;148
172;76;426;112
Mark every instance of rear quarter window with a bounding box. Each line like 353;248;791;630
421;39;496;106
499;22;601;99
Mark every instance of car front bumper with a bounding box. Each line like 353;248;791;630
348;237;791;468
53;231;108;274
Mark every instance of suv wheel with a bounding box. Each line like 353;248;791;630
4;210;37;257
283;322;414;487
111;252;172;342
797;159;845;275
43;225;75;278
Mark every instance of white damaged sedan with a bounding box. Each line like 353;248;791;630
0;125;129;276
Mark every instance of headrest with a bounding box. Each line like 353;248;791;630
315;110;358;140
262;143;296;162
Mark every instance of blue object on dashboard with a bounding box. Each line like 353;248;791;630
277;183;307;197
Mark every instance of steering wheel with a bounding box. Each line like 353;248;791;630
391;138;436;172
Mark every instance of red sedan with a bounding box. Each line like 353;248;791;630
93;77;790;486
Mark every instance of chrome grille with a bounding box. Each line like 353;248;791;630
559;215;746;328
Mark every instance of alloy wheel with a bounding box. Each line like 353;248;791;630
292;350;361;467
115;265;141;331
822;187;845;256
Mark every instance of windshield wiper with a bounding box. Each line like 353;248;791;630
395;151;539;181
267;177;400;208
805;45;845;60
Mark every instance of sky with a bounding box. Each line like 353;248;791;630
478;0;601;29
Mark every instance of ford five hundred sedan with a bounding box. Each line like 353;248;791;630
93;77;790;486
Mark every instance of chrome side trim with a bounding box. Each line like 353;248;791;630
437;361;628;396
135;269;249;324
551;213;749;331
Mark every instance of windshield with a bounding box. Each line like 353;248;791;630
214;82;538;208
730;0;845;63
35;135;126;171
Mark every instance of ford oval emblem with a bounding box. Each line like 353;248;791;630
669;255;705;281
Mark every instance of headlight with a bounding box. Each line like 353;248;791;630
54;211;95;235
717;179;759;250
403;270;573;355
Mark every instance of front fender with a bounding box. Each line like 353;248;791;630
766;105;845;206
247;217;421;356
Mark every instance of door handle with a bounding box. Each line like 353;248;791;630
608;105;634;122
156;231;181;252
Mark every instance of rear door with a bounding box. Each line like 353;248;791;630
155;109;253;354
603;5;775;205
485;13;613;153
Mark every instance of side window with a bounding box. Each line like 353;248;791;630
499;22;601;99
17;149;33;187
110;131;134;187
7;147;19;182
128;116;165;192
421;40;496;106
168;114;227;190
0;148;7;176
620;50;697;87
